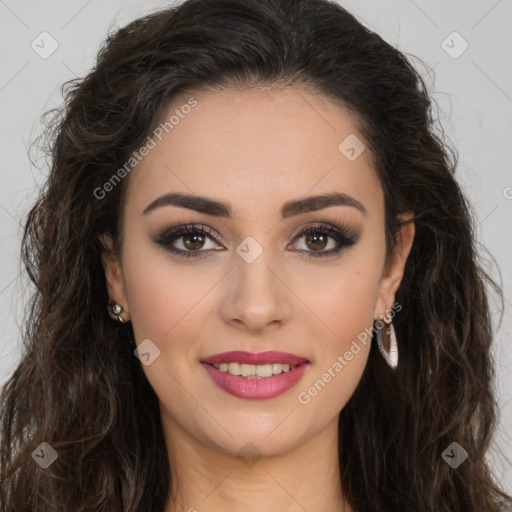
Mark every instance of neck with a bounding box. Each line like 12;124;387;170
160;409;352;512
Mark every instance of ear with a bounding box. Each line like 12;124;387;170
374;213;415;318
100;233;130;322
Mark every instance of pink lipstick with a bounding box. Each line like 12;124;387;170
201;350;310;399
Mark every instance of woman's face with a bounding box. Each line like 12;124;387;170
103;86;413;457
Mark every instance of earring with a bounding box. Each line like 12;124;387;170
376;308;398;369
108;301;125;323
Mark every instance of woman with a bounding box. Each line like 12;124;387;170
1;0;510;510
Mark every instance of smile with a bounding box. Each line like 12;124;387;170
201;351;310;399
211;362;297;378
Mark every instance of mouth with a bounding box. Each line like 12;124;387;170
200;351;310;399
206;361;298;379
201;350;309;367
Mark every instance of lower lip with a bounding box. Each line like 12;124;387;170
201;362;309;399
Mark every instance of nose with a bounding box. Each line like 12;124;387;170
220;250;292;334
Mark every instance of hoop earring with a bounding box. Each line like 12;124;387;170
376;309;398;369
108;301;125;323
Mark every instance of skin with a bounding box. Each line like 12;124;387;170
102;86;415;512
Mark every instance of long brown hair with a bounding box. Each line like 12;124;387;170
1;0;511;510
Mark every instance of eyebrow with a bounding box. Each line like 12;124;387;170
142;191;367;219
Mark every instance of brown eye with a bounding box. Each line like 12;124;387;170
304;231;329;251
182;232;206;251
290;223;359;258
153;224;224;258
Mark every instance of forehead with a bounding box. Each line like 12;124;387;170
126;86;383;220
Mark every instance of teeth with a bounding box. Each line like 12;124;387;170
212;362;295;378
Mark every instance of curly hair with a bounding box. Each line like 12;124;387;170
1;0;511;510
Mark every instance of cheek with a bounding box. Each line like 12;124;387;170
306;245;384;354
120;239;208;407
121;233;200;344
294;244;384;414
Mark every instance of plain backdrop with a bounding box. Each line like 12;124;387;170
0;0;511;495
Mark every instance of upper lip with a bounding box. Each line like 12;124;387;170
201;351;309;366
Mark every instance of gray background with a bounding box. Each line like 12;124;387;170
0;0;511;494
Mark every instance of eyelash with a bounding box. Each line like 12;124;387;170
153;222;359;259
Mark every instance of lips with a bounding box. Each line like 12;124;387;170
201;350;309;366
200;350;310;399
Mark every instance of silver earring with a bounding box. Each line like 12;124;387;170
108;301;125;323
376;309;398;369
